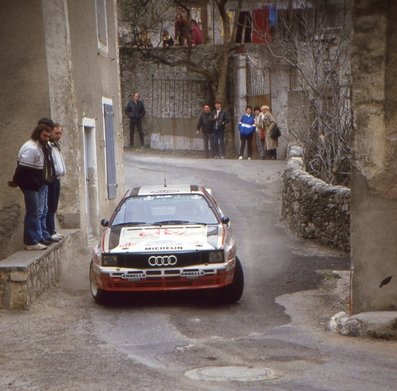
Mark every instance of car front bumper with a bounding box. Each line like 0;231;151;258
91;260;236;292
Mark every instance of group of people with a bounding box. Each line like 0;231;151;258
166;13;202;47
9;118;66;250
195;102;230;159
195;102;279;160
238;105;279;160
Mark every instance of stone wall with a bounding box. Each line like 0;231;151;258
282;144;350;252
120;46;223;150
0;230;81;310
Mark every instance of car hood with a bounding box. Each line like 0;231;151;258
103;224;223;253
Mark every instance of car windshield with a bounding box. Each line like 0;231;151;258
111;193;219;226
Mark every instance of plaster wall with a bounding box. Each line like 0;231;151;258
66;0;125;227
270;66;289;160
0;0;51;258
351;0;397;312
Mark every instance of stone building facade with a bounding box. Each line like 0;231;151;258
0;0;124;259
350;0;397;312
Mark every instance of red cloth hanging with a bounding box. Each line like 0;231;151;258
252;8;271;44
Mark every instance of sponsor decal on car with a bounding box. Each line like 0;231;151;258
111;225;216;252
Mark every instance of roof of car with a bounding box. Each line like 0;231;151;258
126;185;204;197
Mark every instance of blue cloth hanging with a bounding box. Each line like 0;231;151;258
269;6;278;27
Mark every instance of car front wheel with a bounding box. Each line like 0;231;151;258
89;261;108;304
217;257;244;304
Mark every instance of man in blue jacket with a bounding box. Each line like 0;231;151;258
238;106;256;160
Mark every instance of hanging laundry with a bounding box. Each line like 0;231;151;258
252;8;271;44
269;6;278;27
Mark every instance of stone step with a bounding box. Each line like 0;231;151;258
0;230;81;310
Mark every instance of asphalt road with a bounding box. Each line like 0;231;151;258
1;151;396;390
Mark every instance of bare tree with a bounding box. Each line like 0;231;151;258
256;0;352;185
118;0;242;106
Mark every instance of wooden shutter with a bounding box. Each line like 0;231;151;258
104;103;117;199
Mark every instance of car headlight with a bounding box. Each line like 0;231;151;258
102;255;118;266
208;251;224;263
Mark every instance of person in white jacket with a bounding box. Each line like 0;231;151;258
46;123;66;241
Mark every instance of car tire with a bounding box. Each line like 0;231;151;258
89;261;108;304
217;257;244;304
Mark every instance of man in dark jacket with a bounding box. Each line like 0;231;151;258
212;101;230;159
196;104;215;158
125;92;146;148
12;124;54;250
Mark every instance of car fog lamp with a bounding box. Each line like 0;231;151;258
102;255;118;266
208;251;224;263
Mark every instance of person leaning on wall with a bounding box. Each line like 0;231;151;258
46;123;66;242
9;123;55;250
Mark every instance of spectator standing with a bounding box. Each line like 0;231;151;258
125;92;146;148
212;101;230;159
162;31;174;48
190;19;203;46
261;105;278;159
138;24;152;48
238;106;256;160
254;106;266;159
11;124;54;250
196;104;215;159
46;123;66;241
174;13;188;46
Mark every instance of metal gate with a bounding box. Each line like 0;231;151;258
151;77;208;119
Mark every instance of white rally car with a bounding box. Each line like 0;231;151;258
89;184;244;304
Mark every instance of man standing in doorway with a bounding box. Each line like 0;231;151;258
125;92;146;148
212;101;230;159
46;123;66;241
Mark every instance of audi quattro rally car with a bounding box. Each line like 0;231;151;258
89;184;244;304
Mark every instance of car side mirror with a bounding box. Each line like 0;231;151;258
221;216;230;225
101;218;109;227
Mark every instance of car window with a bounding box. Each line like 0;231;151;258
111;194;219;225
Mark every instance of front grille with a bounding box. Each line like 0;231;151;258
114;251;218;269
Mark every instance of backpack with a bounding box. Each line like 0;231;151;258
270;125;281;140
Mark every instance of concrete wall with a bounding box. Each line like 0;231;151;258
0;0;124;258
351;0;397;312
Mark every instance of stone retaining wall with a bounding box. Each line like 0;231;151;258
0;230;81;310
282;144;350;252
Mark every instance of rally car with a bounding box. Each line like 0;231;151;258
89;184;244;304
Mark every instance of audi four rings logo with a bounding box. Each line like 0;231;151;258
148;255;178;266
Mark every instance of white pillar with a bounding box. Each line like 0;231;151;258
234;54;247;153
